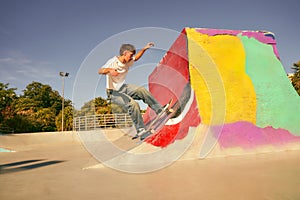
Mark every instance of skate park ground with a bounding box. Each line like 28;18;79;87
1;131;300;200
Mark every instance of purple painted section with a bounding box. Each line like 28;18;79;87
213;121;300;149
241;31;279;59
241;32;275;44
196;28;241;36
195;28;280;59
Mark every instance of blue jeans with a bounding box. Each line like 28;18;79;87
108;84;163;131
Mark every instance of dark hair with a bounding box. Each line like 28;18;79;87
119;44;136;55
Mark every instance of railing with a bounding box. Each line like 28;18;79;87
73;113;133;131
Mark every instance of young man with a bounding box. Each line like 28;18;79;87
98;42;169;140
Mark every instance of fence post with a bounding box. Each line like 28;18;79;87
76;117;81;131
85;116;87;131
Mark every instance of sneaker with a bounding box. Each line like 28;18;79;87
132;128;147;140
138;128;147;136
140;131;152;141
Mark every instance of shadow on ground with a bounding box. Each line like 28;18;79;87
0;159;65;174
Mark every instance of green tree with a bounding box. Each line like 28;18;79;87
56;106;73;131
78;99;95;116
95;96;112;114
13;96;38;114
33;108;57;131
77;96;126;117
291;61;300;95
22;82;64;112
0;83;17;110
0;83;17;132
9;97;38;132
4;115;35;133
21;81;73;131
0;81;73;133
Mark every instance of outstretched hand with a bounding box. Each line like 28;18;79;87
133;42;155;61
144;42;154;49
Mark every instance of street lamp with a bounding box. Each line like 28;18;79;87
59;72;69;132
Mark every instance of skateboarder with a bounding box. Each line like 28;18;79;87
98;42;169;140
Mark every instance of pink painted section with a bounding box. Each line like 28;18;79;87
241;32;275;44
214;121;300;149
195;28;280;59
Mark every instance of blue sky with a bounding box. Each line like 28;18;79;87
1;0;299;109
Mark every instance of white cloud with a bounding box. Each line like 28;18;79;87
0;51;58;91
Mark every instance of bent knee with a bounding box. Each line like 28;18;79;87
128;99;140;109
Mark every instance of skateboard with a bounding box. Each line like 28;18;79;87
132;99;174;141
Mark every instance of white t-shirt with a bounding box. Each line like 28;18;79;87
102;56;134;90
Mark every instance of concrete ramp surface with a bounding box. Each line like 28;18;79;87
78;28;300;173
141;27;300;157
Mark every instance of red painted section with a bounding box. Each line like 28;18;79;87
148;29;189;103
144;29;189;123
144;29;201;147
146;95;200;147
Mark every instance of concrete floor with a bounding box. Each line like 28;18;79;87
1;131;300;200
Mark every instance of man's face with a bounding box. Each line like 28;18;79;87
123;51;134;62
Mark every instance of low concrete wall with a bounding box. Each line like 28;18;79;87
0;131;80;151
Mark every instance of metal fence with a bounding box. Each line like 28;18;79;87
73;113;133;131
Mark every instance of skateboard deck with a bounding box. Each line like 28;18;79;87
132;99;173;141
139;99;177;141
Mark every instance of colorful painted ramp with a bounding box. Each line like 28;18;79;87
142;27;300;156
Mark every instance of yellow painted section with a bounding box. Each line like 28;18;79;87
186;28;256;125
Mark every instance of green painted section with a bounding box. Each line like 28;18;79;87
0;147;12;152
239;35;300;135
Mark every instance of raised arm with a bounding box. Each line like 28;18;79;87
133;42;154;61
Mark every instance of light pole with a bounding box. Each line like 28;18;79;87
59;72;69;132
